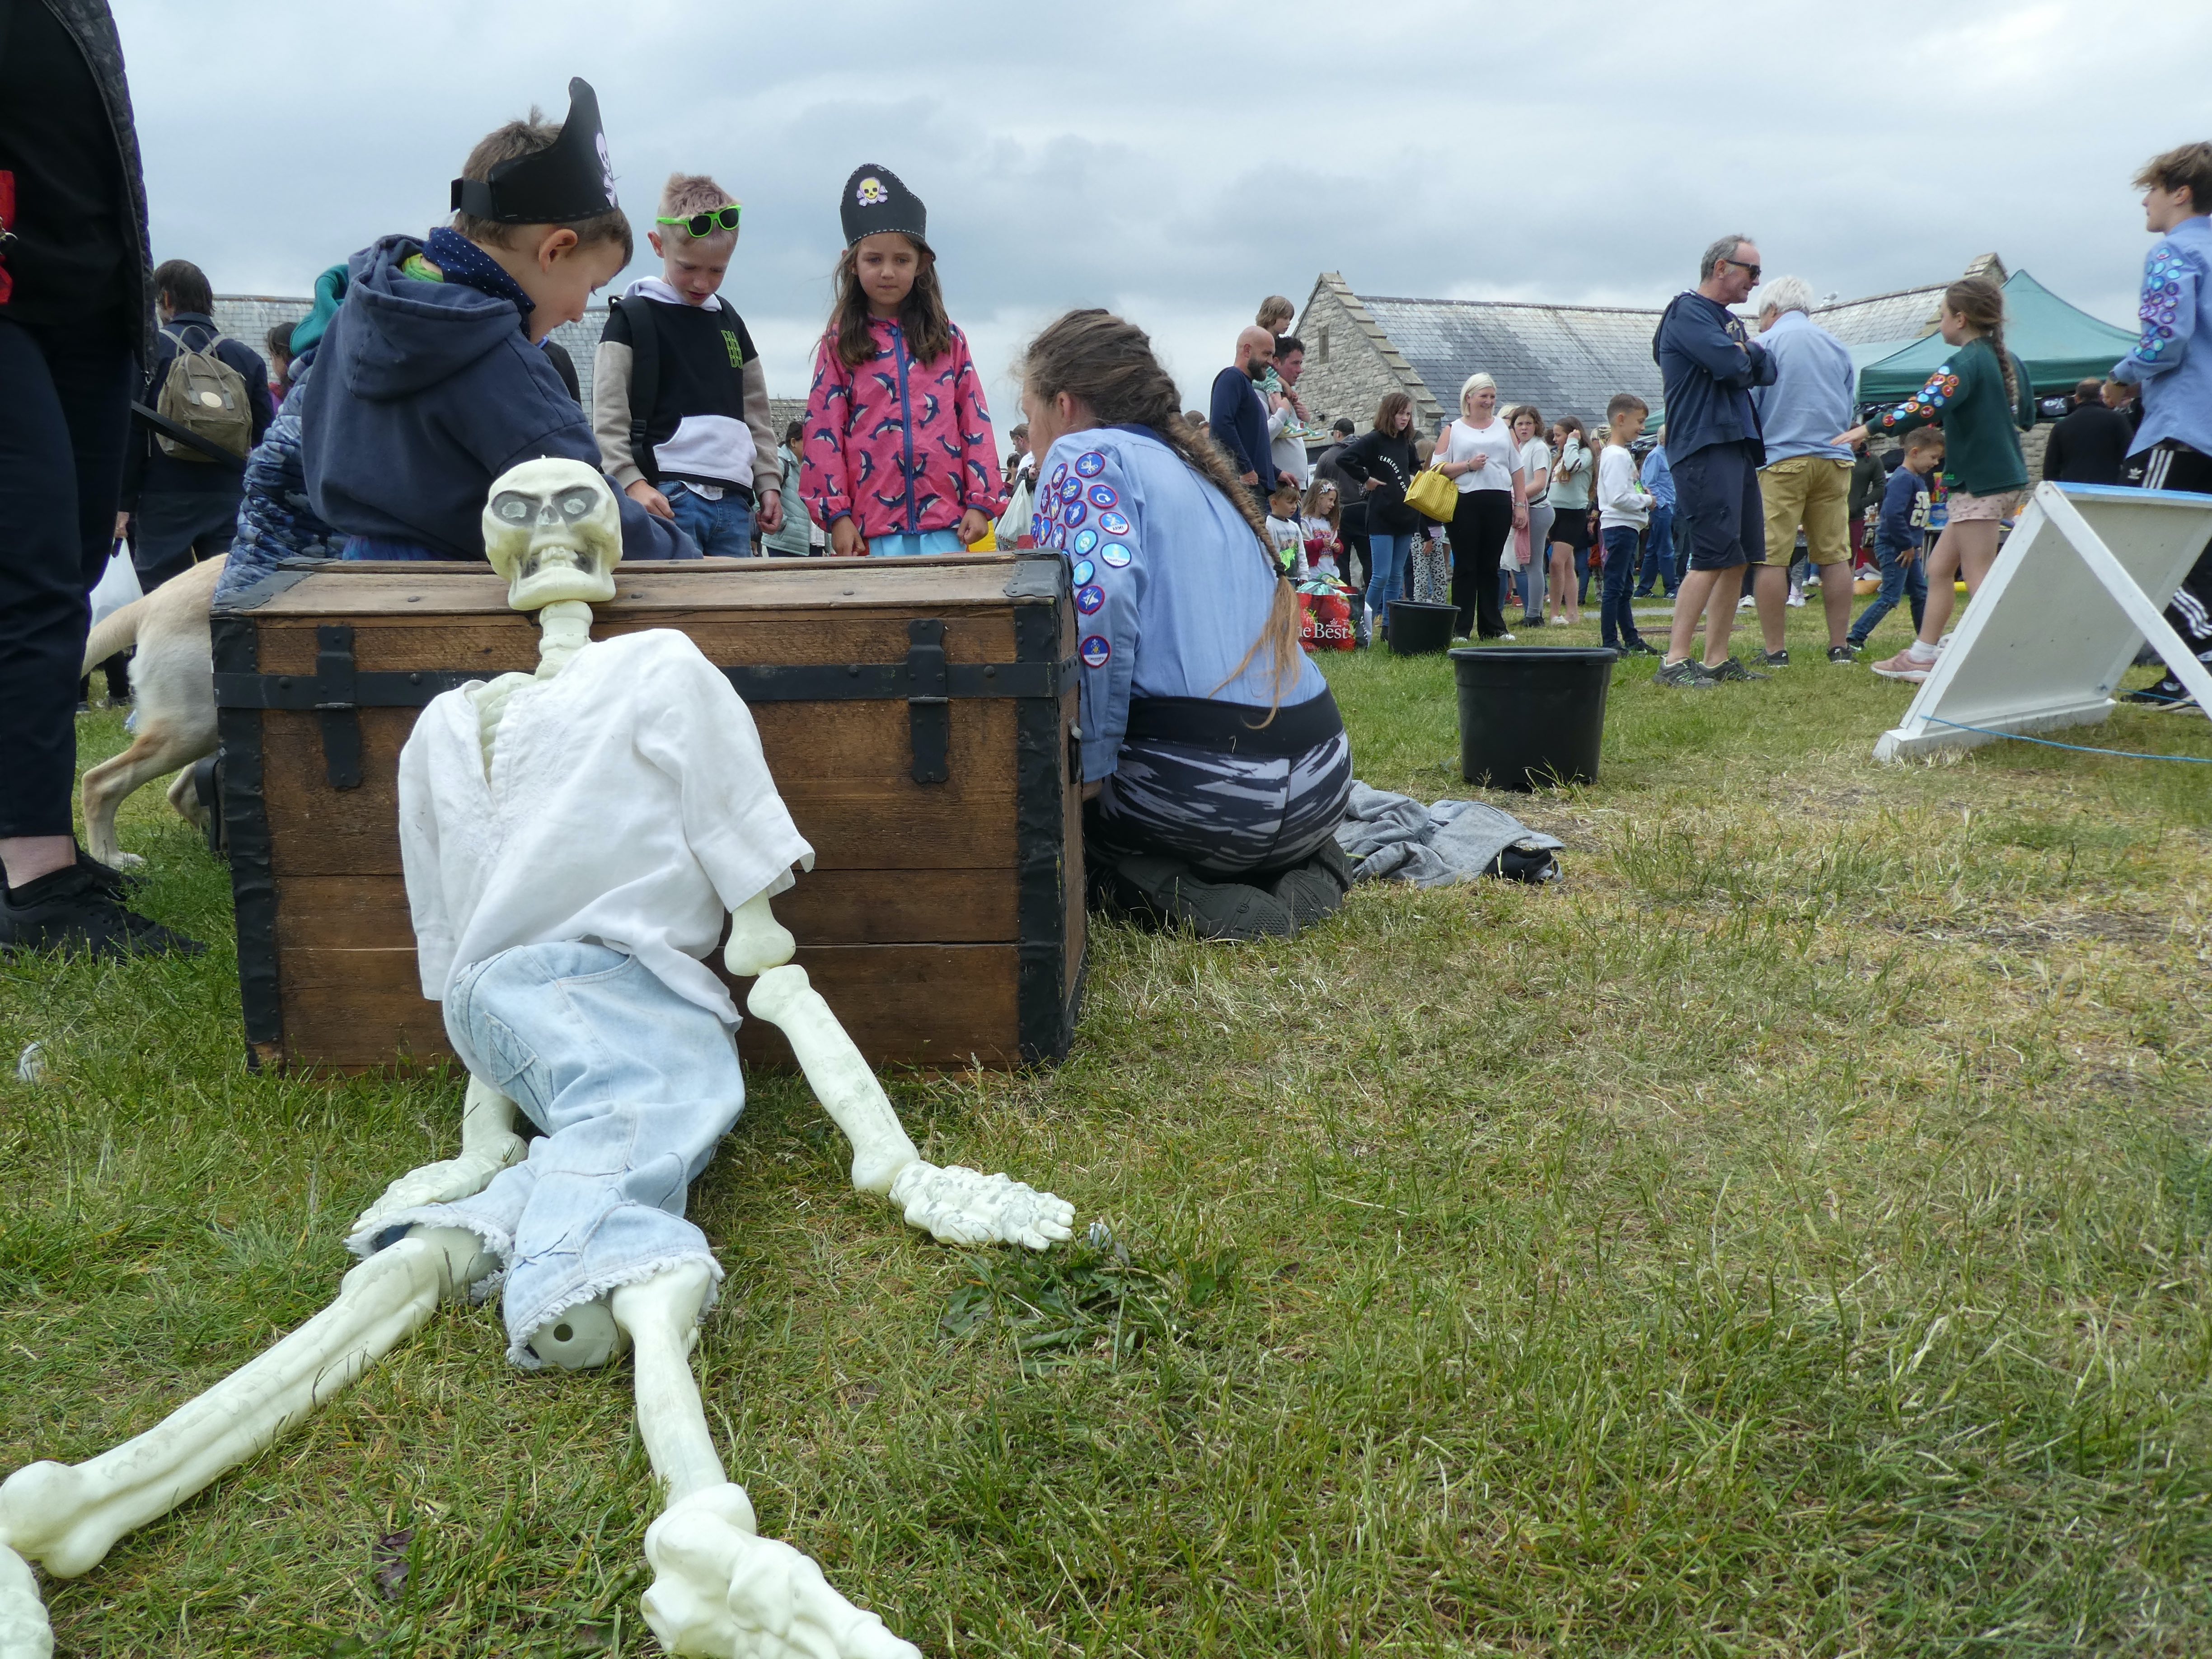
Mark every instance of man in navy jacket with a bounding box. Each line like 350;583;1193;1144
1209;326;1284;509
1653;234;1776;686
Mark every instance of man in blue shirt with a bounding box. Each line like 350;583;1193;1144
1749;275;1860;665
1634;432;1678;597
1209;326;1285;510
1651;234;1776;686
2111;141;2212;708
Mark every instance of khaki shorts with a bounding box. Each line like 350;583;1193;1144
1757;455;1853;566
1946;488;2021;523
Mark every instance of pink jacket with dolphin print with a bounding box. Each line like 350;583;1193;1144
799;316;1003;540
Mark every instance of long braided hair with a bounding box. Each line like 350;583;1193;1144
1021;308;1303;712
1944;276;2017;407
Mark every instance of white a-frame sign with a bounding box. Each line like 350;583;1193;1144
1874;481;2212;761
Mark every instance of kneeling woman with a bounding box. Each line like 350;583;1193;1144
1020;310;1354;933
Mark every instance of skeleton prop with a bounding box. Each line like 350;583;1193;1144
0;459;1074;1659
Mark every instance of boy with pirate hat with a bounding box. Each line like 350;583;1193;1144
302;79;695;563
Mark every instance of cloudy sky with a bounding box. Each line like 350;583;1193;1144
114;0;2210;441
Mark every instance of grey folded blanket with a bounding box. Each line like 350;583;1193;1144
1333;782;1564;887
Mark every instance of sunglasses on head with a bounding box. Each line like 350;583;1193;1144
656;205;742;238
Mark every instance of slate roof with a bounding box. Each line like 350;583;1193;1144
211;295;313;361
1355;294;1665;427
1805;285;1947;347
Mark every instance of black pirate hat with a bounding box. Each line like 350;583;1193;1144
839;164;927;249
450;79;619;224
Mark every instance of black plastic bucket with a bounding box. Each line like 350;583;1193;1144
1450;646;1617;789
1387;600;1457;656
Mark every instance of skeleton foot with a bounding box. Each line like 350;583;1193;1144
0;1543;51;1659
887;1161;1075;1250
350;1076;526;1236
643;1485;920;1659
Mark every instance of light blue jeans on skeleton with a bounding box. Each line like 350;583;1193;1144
364;940;745;1366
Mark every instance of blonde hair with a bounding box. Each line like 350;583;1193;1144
452;111;633;259
1458;372;1498;416
659;172;739;239
1257;295;1295;332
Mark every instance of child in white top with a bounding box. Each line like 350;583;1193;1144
1594;394;1654;654
1265;478;1305;575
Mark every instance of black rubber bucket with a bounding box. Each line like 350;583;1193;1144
1450;645;1618;789
1387;600;1457;656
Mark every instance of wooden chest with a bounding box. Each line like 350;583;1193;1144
210;556;1084;1073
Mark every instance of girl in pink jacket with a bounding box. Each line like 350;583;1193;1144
800;164;1003;556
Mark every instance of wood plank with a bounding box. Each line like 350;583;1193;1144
244;558;1042;619
276;942;1020;1072
253;610;1023;676
260;705;1020;877
275;868;1018;952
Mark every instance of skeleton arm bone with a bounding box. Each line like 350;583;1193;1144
0;1228;490;1585
350;1076;526;1236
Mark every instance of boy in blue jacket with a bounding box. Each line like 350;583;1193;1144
303;80;693;563
1844;429;1939;655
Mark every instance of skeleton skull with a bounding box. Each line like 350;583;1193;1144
482;458;623;610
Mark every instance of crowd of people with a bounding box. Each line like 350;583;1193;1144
3;0;2208;958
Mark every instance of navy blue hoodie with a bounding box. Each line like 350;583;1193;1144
303;234;690;561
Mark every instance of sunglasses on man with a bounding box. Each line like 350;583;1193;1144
655;205;742;238
1721;256;1762;281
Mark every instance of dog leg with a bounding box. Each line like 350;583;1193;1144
79;731;192;870
165;766;206;832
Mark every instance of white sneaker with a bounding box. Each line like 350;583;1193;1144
1786;590;1807;608
1737;595;1757;610
1547;615;1570;626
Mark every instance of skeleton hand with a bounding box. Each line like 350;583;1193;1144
886;1162;1074;1251
642;1484;920;1659
350;1076;525;1237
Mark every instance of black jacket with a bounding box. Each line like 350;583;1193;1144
2042;399;2133;487
1847;448;1887;518
1313;441;1367;532
120;312;277;504
0;0;154;363
1336;429;1421;534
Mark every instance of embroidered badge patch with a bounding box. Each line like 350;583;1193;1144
1061;501;1087;528
1087;484;1118;509
1072;558;1095;584
1100;541;1133;568
1076;584;1105;614
1050;463;1069;492
1080;634;1112;668
1075;451;1106;478
1097;511;1131;536
1072;528;1098;556
1059;478;1082;504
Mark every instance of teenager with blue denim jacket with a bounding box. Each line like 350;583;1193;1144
1021;310;1351;928
2108;142;2212;706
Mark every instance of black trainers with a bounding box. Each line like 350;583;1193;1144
1618;638;1661;657
1828;645;1858;665
1755;648;1790;668
1706;656;1770;683
0;851;206;959
1654;657;1715;688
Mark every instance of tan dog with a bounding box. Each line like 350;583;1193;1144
78;554;225;869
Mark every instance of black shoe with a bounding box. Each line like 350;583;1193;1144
1653;657;1716;688
1828;645;1858;665
1754;647;1790;669
1619;638;1661;656
1706;656;1770;682
2123;680;2191;705
0;852;206;959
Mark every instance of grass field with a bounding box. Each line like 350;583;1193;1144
5;600;2212;1657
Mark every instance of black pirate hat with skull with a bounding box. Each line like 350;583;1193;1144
451;78;619;224
839;164;927;250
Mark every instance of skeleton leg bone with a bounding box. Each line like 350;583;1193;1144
614;1262;921;1659
0;1228;490;1584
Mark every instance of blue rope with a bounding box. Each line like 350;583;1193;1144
1924;714;2212;763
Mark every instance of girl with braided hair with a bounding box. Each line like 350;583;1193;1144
1021;309;1353;938
1837;275;2035;682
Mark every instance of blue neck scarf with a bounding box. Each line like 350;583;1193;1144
424;227;535;325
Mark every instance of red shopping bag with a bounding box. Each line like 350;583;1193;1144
1298;587;1354;651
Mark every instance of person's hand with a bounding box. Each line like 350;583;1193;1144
1832;424;1870;448
1363;478;1381;492
958;508;993;547
830;517;868;557
626;479;674;520
1240;469;1259;486
1512;504;1528;531
755;490;783;536
112;511;130;541
1278;470;1297;489
1081;780;1102;801
1468;452;1487;469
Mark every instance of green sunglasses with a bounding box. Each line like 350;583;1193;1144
655;205;741;238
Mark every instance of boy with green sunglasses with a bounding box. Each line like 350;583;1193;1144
594;172;783;554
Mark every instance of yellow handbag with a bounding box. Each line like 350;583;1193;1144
1402;466;1459;523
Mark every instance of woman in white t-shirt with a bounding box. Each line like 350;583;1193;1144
1509;405;1553;627
1430;372;1528;639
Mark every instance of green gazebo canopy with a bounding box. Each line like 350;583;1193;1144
1856;269;2137;403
